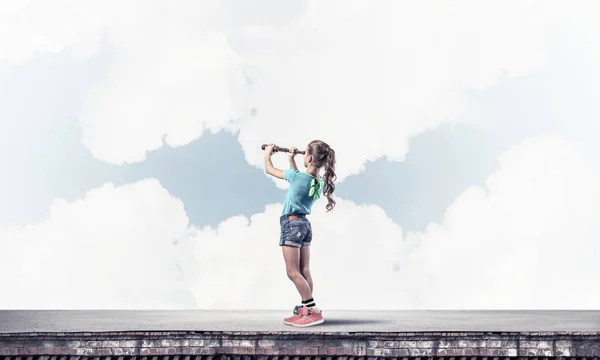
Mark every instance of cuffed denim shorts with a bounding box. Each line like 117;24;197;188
279;213;312;247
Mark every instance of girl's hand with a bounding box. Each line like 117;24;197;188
264;143;276;157
288;146;298;158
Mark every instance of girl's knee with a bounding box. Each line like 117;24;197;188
287;270;303;281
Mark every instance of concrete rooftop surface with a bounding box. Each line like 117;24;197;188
1;310;600;333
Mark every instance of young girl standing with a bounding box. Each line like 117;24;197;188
263;140;337;327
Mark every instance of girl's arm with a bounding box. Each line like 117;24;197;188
288;146;299;170
264;144;285;179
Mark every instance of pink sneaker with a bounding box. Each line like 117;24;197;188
283;304;304;325
292;306;324;327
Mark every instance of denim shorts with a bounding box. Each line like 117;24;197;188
279;213;312;247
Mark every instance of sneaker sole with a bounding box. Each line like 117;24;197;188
282;318;300;325
291;318;324;327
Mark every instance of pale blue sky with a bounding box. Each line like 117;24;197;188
2;1;600;310
0;46;480;231
1;29;596;233
0;46;497;232
0;47;282;229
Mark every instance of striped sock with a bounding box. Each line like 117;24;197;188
302;298;315;308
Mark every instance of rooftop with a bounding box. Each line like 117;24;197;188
2;310;600;333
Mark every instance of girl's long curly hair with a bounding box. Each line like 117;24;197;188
307;140;337;212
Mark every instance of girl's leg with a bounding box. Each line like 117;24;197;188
300;245;313;293
282;245;312;301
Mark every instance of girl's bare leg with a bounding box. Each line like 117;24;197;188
300;245;313;293
282;245;312;301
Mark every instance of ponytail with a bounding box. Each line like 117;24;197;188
322;147;337;212
307;140;337;212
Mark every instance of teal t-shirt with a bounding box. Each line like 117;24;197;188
281;169;324;215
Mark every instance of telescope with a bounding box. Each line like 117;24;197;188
261;144;305;155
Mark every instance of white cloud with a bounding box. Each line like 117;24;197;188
236;0;552;186
77;1;240;164
0;1;236;164
182;134;600;310
397;134;600;309
181;200;405;310
3;1;600;311
0;1;558;183
0;179;196;309
1;134;598;310
0;0;113;62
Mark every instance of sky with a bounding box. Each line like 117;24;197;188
1;0;600;310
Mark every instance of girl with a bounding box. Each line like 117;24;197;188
263;140;337;327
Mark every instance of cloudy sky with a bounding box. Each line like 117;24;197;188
1;0;600;310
